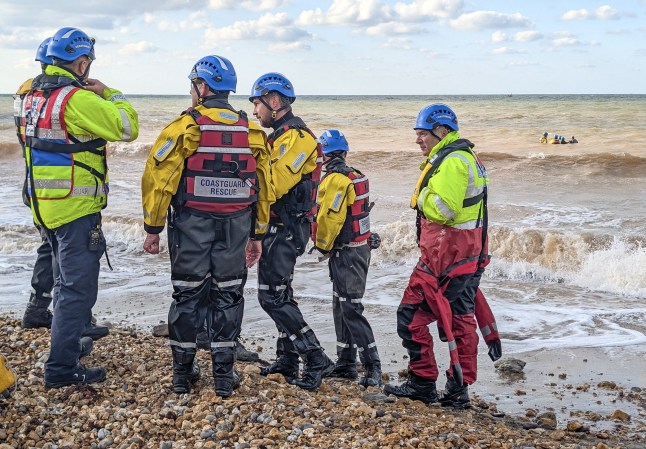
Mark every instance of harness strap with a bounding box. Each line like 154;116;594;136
26;136;107;154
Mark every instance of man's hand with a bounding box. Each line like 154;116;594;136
143;233;160;254
245;239;262;268
84;78;108;97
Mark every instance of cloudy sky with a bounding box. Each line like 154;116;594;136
1;0;644;95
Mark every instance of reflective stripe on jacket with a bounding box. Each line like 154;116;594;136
411;131;488;229
315;159;371;252
22;67;138;228
176;109;258;214
142;103;272;237
267;117;322;220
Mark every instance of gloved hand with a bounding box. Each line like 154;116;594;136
317;252;331;262
487;340;502;362
368;232;381;250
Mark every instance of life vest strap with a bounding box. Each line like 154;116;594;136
26;136;107;154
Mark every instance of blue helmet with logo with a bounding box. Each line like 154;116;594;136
47;27;95;62
36;37;53;65
319;129;349;154
189;55;237;93
249;72;296;103
414;104;459;131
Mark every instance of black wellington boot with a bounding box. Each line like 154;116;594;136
383;371;439;404
171;348;200;394
326;359;359;380
292;349;334;391
439;374;471;409
359;361;383;387
259;357;299;383
22;294;53;329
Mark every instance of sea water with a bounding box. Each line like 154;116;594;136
1;94;645;372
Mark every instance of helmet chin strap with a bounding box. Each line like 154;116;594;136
191;80;204;104
260;95;290;122
430;126;444;141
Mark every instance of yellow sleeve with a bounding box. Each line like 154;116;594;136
141;114;200;233
249;124;274;237
16;78;33;95
315;173;355;251
271;128;318;201
65;87;139;142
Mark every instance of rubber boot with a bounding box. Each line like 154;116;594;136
439;374;471;409
236;339;260;362
22;293;53;329
359;361;383;387
292;349;334;391
326;359;359;380
82;322;109;341
212;352;240;398
259;357;299;383
171;348;200;394
383;371;439;404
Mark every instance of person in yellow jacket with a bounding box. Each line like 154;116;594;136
21;27;139;389
384;104;490;409
249;72;333;391
14;37;57;330
313;129;383;387
0;353;16;400
142;55;272;398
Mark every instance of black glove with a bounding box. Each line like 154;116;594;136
368;232;381;250
487;340;502;362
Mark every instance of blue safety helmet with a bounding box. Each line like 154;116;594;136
249;72;295;103
35;37;53;65
414;104;459;131
319;129;349;154
47;27;95;62
188;55;237;93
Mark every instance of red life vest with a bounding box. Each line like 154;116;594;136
337;170;371;244
268;123;322;220
177;108;258;214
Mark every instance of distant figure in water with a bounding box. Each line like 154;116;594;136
569;136;578;144
559;135;567;144
540;132;548;144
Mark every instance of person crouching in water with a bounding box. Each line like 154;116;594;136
312;129;383;387
142;55;271;397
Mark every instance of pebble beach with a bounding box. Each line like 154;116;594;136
1;316;644;449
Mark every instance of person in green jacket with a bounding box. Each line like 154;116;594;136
20;26;139;388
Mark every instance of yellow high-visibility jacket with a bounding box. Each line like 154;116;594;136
24;66;138;228
268;124;319;202
411;131;488;229
141;104;273;237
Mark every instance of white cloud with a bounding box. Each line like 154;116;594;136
268;41;311;52
326;0;393;25
208;0;291;10
382;37;413;50
508;60;539;67
491;31;507;43
365;22;426;36
514;30;543;42
492;47;525;55
203;12;311;43
393;0;463;22
119;41;158;55
450;11;533;30
562;5;621;21
158;12;211;32
296;8;327;26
